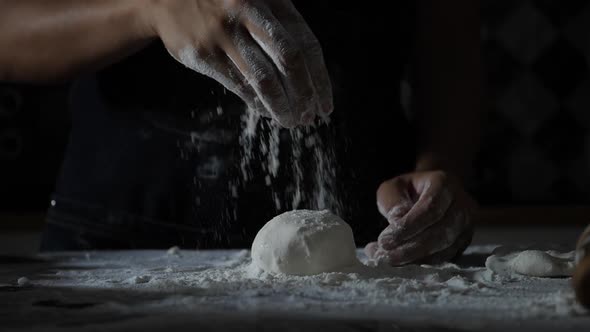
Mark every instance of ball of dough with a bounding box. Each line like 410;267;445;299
251;210;358;275
510;250;574;277
485;246;575;278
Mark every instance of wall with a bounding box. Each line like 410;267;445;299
473;0;590;205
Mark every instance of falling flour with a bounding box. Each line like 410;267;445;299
239;108;342;214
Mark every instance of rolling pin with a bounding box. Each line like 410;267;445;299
574;224;590;308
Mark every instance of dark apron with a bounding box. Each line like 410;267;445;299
41;3;416;250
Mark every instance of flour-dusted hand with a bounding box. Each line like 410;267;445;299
365;171;476;266
141;0;333;127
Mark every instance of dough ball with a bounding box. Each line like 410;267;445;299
251;210;359;275
510;250;574;277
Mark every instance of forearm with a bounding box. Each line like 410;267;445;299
0;0;153;82
412;0;482;180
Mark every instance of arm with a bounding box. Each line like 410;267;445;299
0;0;151;82
366;1;481;265
0;0;332;127
413;0;482;179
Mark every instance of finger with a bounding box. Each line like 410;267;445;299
270;1;333;116
376;177;414;222
223;25;296;127
416;227;474;265
364;241;379;259
392;172;454;243
171;46;264;112
241;5;318;124
376;206;468;264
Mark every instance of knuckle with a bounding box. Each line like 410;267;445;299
279;46;304;71
377;227;399;248
251;71;275;91
194;42;216;58
213;19;229;34
250;73;284;101
377;178;398;195
219;13;240;31
299;84;317;103
421;195;436;212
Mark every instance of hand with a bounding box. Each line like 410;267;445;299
365;171;476;266
142;0;333;127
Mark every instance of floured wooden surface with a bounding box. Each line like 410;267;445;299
0;245;588;331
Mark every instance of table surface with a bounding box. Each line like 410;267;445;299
1;227;589;332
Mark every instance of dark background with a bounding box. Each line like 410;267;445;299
1;0;589;215
474;0;590;206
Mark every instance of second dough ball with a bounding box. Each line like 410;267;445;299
251;210;359;276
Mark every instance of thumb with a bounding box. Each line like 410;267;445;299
376;176;414;224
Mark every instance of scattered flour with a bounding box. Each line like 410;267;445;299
3;246;588;330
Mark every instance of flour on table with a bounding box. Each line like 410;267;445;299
251;210;359;275
4;245;588;330
486;246;575;277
